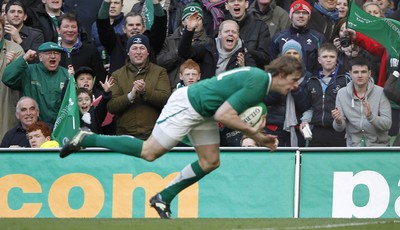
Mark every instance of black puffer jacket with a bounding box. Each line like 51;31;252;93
178;29;256;79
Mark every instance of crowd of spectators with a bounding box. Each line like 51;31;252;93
0;0;399;148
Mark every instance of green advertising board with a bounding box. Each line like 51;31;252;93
0;148;295;218
299;148;400;218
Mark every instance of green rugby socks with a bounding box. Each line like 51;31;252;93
159;161;207;203
82;134;143;158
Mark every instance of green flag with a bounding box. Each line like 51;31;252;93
347;1;400;58
52;75;80;146
144;0;154;29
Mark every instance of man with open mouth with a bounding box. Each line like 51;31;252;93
2;41;69;125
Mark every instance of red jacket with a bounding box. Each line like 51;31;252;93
353;32;387;87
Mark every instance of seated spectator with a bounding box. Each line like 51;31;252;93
27;121;59;148
1;96;41;148
0;15;25;140
4;0;44;52
332;57;392;146
2;42;69;124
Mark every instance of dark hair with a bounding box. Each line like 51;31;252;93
5;0;26;15
124;12;144;27
58;11;79;28
27;121;52;138
0;16;4;29
265;55;304;77
331;17;347;42
349;57;371;70
76;87;93;103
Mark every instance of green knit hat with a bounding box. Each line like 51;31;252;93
181;3;203;21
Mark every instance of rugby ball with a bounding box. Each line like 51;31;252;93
239;103;267;127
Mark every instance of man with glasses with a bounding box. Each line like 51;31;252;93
268;0;326;74
2;42;69;124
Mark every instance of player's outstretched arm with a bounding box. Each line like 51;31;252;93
214;102;259;136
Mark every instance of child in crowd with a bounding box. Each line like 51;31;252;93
27;121;59;148
300;43;349;147
77;83;112;134
174;59;201;91
70;66;115;134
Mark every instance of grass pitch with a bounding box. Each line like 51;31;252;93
1;218;399;230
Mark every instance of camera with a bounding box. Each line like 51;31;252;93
339;37;352;48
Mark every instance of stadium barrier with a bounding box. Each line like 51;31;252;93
0;147;399;218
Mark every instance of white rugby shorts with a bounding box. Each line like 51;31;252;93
152;87;220;149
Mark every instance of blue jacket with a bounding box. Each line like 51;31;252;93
269;25;326;74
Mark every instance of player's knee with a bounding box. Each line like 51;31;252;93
141;152;159;162
201;159;220;172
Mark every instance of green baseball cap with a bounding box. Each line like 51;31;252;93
38;42;64;53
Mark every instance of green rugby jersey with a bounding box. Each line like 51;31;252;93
187;67;272;117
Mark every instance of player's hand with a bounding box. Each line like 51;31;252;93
258;134;278;151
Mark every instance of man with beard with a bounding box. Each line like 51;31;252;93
2;42;69;124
